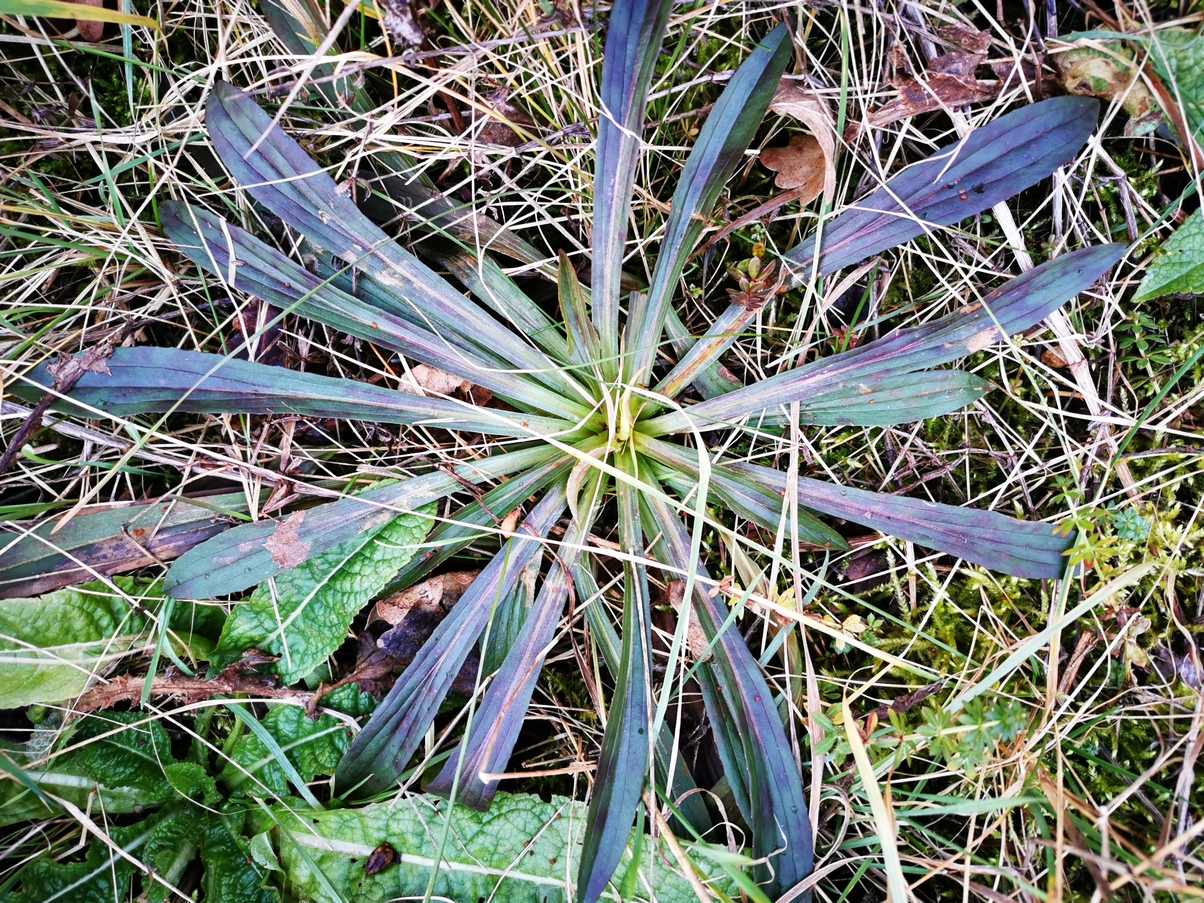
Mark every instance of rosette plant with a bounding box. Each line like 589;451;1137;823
17;3;1123;899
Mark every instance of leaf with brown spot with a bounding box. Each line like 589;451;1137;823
265;511;312;569
759;135;828;203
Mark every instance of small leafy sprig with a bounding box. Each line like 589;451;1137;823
7;6;1124;900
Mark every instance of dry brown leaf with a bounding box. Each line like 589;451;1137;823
398;363;490;404
768;81;836;206
870;48;999;127
371;569;479;626
76;0;104;41
760;135;828;203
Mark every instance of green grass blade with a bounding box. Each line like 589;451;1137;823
635;435;846;549
574;562;713;835
639;481;813;896
590;0;674;376
426;472;606;808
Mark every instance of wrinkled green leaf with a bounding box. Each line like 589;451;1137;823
1134;210;1204;301
0;579;151;707
1147;27;1204;147
248;791;742;903
222;685;373;797
211;501;435;684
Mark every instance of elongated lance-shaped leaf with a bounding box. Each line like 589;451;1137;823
558;251;605;386
577;454;652;903
728;460;1073;578
0;491;249;599
663;305;742;397
590;0;674;375
203;82;588;406
165;443;559;599
635;435;846;549
783;97;1101;278
387;457;574;591
160;201;590;423
426;472;607;808
19;346;574;440
261;0;553;272
639;482;813;895
335;486;568;795
438;251;570;363
628;24;792;386
573;562;712;835
644;243;1124;434
653;302;760;401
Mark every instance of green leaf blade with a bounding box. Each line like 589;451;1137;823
1134;210;1204;301
629;24;792;385
335;486;568;796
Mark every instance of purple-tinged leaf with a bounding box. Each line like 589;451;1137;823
728;461;1073;579
160;202;589;422
636;435;846;549
577;463;652;903
574;562;713;835
387;457;573;590
20;346;572;440
639;484;813;895
628;24;792;386
337;486;568;796
645;244;1124;433
438;252;570;363
203;82;586;405
425;473;605;808
662;305;742;398
591;0;674;375
0;492;247;599
784;97;1102;277
164;443;559;599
